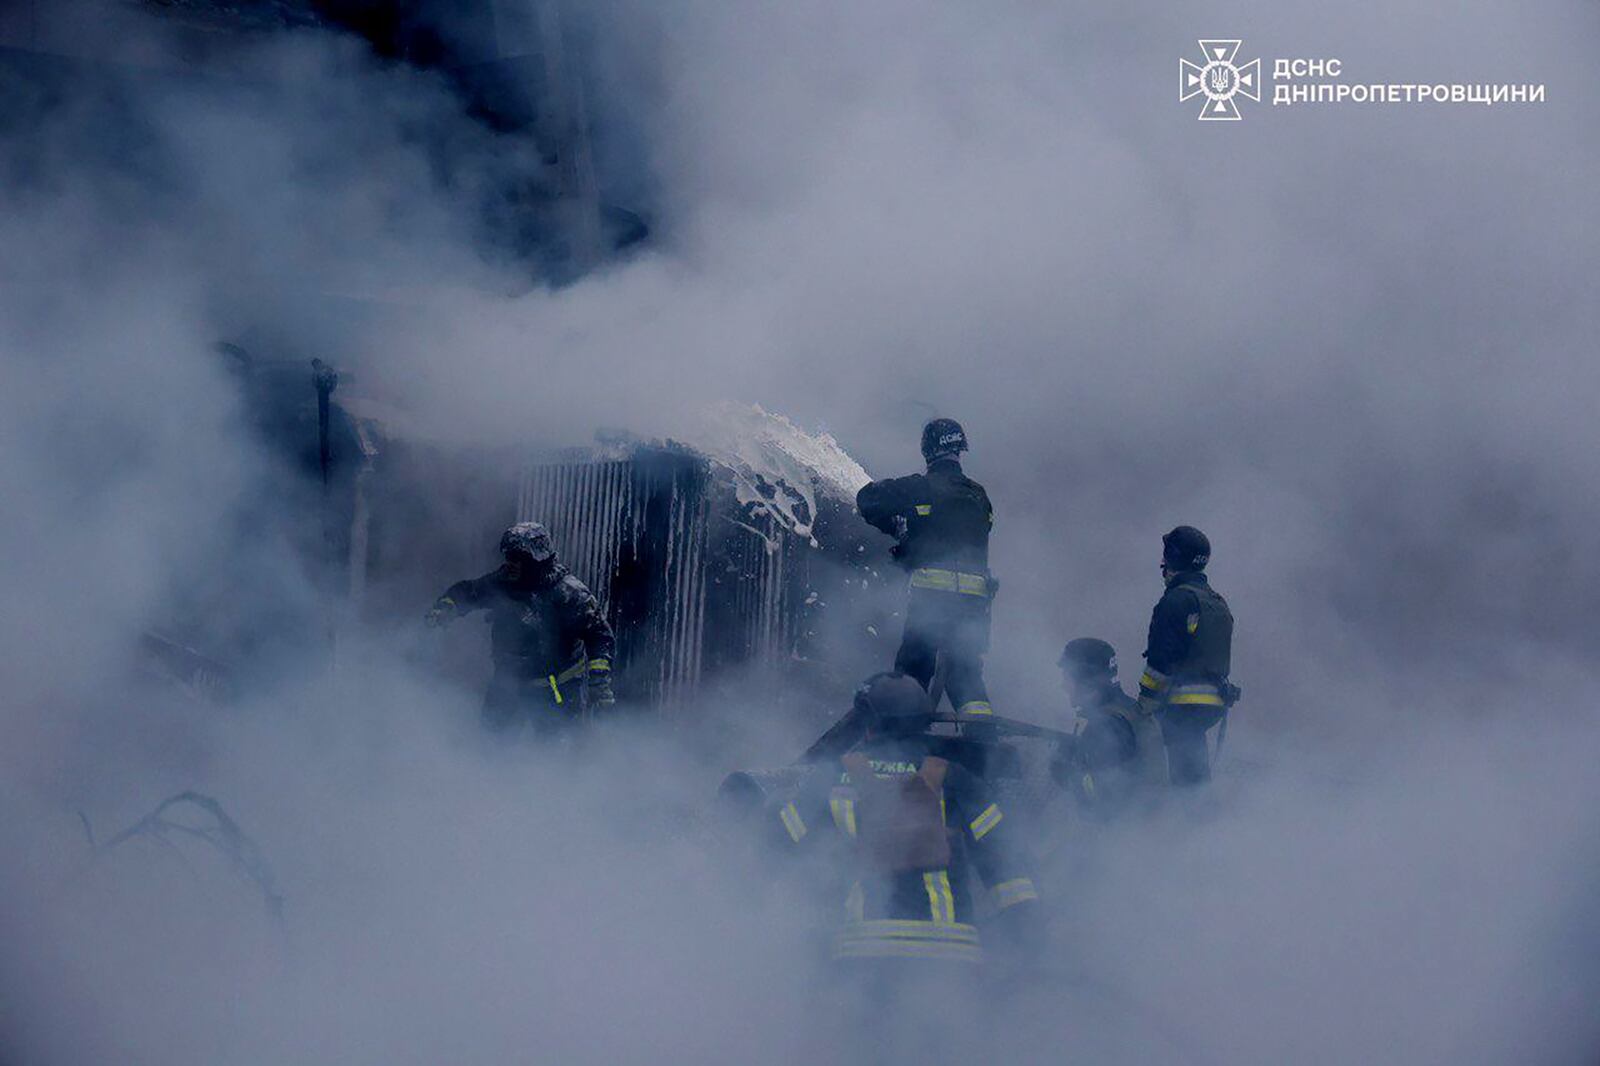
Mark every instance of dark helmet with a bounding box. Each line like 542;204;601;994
500;521;555;562
1059;637;1118;681
853;671;935;735
920;418;968;464
1161;525;1211;571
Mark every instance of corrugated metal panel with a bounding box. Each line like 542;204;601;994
517;451;719;711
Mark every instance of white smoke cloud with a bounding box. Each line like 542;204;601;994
1;0;1597;1062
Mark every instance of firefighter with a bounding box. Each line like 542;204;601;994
425;522;616;733
773;673;1041;980
1135;526;1236;786
1051;637;1164;814
856;419;996;718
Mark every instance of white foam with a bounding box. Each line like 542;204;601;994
680;403;872;547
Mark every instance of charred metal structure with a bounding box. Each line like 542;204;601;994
512;440;897;714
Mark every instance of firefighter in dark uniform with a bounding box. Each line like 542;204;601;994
775;672;1041;1047
1052;637;1161;815
425;522;617;733
856;419;996;718
1135;526;1236;786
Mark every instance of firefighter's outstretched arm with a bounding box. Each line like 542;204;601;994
770;777;834;856
855;475;919;536
424;572;497;627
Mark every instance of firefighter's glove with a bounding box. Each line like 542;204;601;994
424;597;456;628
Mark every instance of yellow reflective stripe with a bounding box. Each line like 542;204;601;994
909;568;990;597
914;504;933;516
845;880;865;922
555;659;588;685
1169;683;1225;706
833;940;982;963
586;658;610;673
842;919;978;939
829;796;857;837
779;802;807;843
834;919;981;963
957;700;993;717
910;568;958;592
1139;669;1169;695
438;596;456;607
547;676;564;705
923;872;955;924
936;871;955;923
1081;773;1096;797
969;803;1002;841
939;794;947;826
992;878;1039;910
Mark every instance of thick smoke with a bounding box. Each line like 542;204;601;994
1;0;1597;1062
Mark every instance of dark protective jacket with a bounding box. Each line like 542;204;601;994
1055;684;1141;810
856;459;993;574
1138;571;1233;706
438;563;615;678
775;734;1039;964
1075;684;1140;765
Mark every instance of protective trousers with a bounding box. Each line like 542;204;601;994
894;590;992;716
480;666;579;735
1158;705;1226;786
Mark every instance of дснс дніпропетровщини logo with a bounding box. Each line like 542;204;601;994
1180;40;1261;120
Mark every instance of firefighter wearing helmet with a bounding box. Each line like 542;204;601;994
772;672;1041;1020
856;418;998;719
426;521;617;732
1051;637;1164;814
1135;526;1237;785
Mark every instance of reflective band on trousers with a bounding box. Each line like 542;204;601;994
908;568;990;597
957;700;993;717
833;919;982;964
969;803;1002;841
1168;684;1225;707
